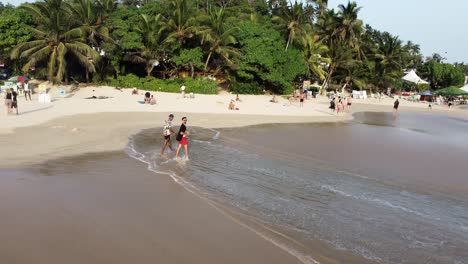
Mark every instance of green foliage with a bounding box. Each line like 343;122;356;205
0;6;33;59
106;74;217;94
172;48;204;69
230;81;263;94
232;21;307;94
420;60;465;89
3;0;463;95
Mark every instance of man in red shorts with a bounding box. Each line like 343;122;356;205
175;117;189;160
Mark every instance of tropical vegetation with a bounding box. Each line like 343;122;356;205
0;0;466;94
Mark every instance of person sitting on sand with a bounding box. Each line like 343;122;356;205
144;92;151;104
150;95;156;105
132;88;139;95
270;95;278;103
228;100;235;110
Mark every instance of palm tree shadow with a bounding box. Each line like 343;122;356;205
19;105;54;115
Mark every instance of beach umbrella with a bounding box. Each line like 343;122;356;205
433;86;468;96
7;76;19;82
418;91;432;96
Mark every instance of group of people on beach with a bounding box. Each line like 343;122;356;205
3;81;31;115
3;88;19;115
160;114;190;160
329;96;352;114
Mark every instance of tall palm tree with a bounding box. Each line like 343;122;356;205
125;14;165;77
303;35;330;80
335;1;363;49
373;32;404;88
162;0;198;46
70;0;112;48
199;6;239;72
272;1;314;51
11;0;99;83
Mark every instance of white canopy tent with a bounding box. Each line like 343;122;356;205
402;70;429;84
461;83;468;93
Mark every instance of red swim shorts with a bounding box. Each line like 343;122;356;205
180;137;188;146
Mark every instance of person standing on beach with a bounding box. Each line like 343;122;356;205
393;99;399;115
300;92;305;107
329;98;335;113
175;117;189;160
10;88;18;115
4;89;12;114
24;81;31;101
347;96;352;112
161;114;175;156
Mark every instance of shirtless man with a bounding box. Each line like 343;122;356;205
161;114;175;156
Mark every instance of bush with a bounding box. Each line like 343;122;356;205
230;81;263;94
105;74;218;94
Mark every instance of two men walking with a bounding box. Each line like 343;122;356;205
160;114;189;160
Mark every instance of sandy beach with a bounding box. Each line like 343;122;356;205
1;86;467;264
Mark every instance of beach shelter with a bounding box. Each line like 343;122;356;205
402;70;429;84
433;86;468;96
418;91;432;96
461;83;468;93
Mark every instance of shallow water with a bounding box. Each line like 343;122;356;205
128;112;468;264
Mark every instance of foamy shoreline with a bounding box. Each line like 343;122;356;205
1;86;465;167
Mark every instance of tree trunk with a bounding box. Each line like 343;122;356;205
204;51;213;73
190;61;194;78
321;63;336;95
85;68;89;83
147;64;155;77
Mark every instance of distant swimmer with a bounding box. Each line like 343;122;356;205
175;117;189;160
161;114;175;156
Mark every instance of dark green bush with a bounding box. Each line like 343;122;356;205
230;81;263;94
105;74;218;94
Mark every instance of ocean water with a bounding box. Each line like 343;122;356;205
127;112;468;264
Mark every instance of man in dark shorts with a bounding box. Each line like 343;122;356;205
161;114;175;156
10;88;18;115
393;98;399;115
175;117;189;160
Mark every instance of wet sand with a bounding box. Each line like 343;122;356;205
0;152;302;264
0;103;466;264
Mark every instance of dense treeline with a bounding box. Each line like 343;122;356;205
0;0;466;94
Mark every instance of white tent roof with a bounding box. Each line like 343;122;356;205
461;83;468;92
402;69;429;84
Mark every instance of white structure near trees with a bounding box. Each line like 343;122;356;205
402;69;429;84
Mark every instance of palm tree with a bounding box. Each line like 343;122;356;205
335;1;363;49
373;32;404;88
199;6;239;72
303;35;330;80
70;0;112;48
126;14;165;76
162;0;198;46
272;1;314;51
11;0;99;83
